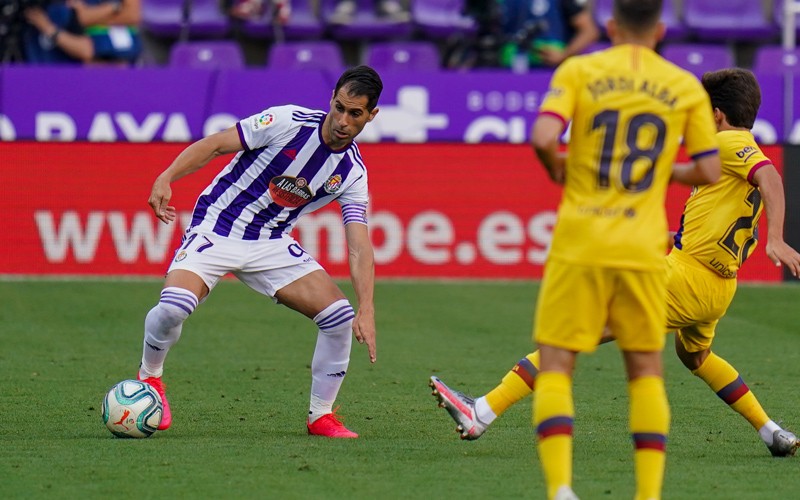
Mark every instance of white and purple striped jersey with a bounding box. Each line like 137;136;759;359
188;105;369;240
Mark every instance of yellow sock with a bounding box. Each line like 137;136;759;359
693;352;770;429
629;376;669;500
485;351;540;416
533;371;573;500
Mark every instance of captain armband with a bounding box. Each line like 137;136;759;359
341;203;368;225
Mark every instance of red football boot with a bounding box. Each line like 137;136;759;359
138;374;171;430
307;410;358;438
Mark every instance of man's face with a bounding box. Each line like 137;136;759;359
325;85;378;149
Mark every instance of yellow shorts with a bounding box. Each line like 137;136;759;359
534;258;667;353
665;250;737;353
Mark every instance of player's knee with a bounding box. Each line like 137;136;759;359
674;333;707;370
150;287;199;328
681;349;708;371
314;299;354;336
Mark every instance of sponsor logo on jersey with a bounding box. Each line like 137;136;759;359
709;258;738;279
323;174;342;194
735;145;757;162
174;250;188;262
252;112;275;130
269;175;313;207
577;205;636;218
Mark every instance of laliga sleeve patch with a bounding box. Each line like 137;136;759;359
252;112;275;131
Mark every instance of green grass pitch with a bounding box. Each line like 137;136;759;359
2;280;799;499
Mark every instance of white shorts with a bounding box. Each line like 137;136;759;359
168;229;324;300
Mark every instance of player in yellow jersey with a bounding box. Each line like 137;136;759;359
523;1;720;496
432;2;721;499
431;68;800;472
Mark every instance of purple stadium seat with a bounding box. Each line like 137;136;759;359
240;0;324;40
364;41;441;72
266;41;346;75
683;0;777;42
141;0;185;38
661;43;735;78
774;0;800;36
594;0;687;40
412;0;477;40
169;40;246;69
320;0;413;40
753;46;800;74
142;0;231;38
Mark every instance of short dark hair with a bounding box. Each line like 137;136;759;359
334;65;383;111
613;0;662;34
701;68;761;129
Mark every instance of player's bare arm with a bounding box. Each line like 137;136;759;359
148;126;244;224
69;0;142;26
530;114;566;184
754;164;800;277
560;9;600;62
345;221;377;363
671;154;721;186
666;231;677;251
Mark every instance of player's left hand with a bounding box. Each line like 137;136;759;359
353;308;376;363
537;47;566;67
766;240;800;278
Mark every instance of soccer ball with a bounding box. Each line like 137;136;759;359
102;379;163;438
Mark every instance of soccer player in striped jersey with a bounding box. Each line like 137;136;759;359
434;1;722;498
431;68;800;465
136;65;382;438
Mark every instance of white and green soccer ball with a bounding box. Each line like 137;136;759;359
102;379;163;438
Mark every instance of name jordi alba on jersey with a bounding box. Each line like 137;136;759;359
189;105;369;241
539;45;718;270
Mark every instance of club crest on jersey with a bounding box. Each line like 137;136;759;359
323;174;342;194
269;175;313;207
252;113;275;130
174;250;188;262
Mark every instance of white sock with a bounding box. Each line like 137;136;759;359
308;299;354;423
475;396;497;425
759;420;782;445
140;287;198;378
308;394;331;423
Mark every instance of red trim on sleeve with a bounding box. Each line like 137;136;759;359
538;110;568;129
747;160;772;186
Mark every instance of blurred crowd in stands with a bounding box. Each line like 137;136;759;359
0;0;796;74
